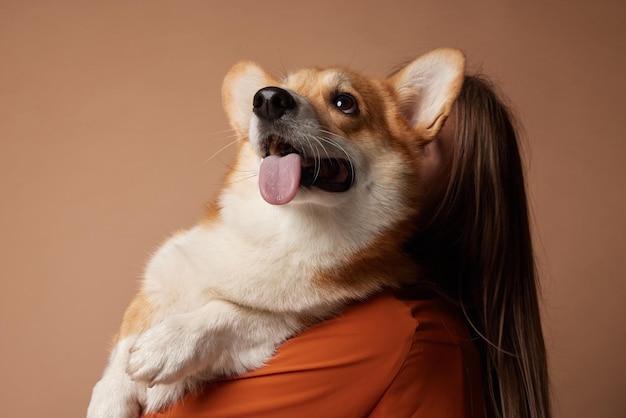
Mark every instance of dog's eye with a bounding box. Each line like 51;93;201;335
333;93;359;115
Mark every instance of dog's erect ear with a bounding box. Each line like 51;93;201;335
222;61;278;135
389;48;465;140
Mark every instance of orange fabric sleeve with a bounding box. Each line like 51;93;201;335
368;297;486;417
143;292;486;418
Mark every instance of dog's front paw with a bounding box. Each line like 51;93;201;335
87;377;141;418
126;316;207;386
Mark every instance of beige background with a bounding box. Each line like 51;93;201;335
1;1;624;417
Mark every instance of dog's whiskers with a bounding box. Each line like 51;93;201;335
205;136;246;164
222;171;257;186
317;129;356;177
205;128;240;137
303;134;328;183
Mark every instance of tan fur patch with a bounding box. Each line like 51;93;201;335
114;292;154;343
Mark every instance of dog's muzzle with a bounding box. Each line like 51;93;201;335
253;87;354;205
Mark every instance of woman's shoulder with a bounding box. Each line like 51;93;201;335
364;294;486;418
146;291;481;418
247;291;471;378
244;291;418;378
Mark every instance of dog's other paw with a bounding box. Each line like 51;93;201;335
87;377;141;418
126;315;209;386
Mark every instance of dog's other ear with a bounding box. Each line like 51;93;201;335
389;48;465;140
222;61;278;135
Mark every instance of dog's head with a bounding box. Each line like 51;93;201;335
222;48;465;214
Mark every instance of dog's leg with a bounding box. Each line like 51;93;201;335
126;299;303;408
87;337;144;418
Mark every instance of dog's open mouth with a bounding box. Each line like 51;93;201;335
259;136;354;205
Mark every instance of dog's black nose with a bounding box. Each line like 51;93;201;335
253;87;296;121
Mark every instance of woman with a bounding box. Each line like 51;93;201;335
144;75;551;418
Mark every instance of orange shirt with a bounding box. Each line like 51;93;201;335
144;292;486;418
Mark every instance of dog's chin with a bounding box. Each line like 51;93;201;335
289;185;354;207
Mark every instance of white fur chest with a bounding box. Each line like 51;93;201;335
141;185;371;316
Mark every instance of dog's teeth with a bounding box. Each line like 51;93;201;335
265;136;298;156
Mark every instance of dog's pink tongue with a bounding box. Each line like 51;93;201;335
259;154;302;205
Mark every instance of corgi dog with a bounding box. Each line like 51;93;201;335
87;47;465;418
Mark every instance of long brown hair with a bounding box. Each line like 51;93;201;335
407;75;551;418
